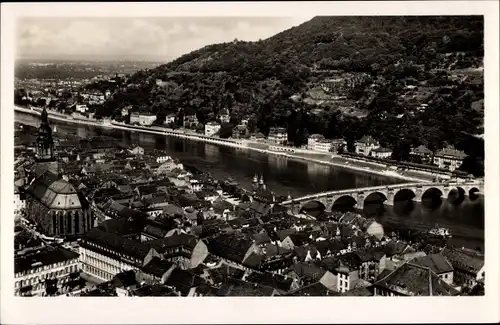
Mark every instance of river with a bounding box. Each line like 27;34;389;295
15;112;484;250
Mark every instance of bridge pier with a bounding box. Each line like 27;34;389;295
386;189;395;206
413;187;423;203
354;193;365;210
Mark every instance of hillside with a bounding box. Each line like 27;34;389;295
87;16;484;174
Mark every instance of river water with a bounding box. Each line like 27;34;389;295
15;112;485;250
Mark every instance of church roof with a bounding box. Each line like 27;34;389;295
27;172;87;210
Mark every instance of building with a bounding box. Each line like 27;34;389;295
441;248;485;288
308;136;347;154
164;114;176;125
268;127;288;145
370;147;393;159
219;109;231;124
205;122;221;137
32;108;58;177
410;145;433;163
75;104;88;113
433;146;467;171
373;262;459;296
14;246;80;296
330;139;348;154
183;115;198;129
121;106;132;117
130;112;157;126
156;156;172;164
354;136;380;156
25;171;94;238
79;228;151;282
14;187;26;216
307;134;325;151
411;253;454;285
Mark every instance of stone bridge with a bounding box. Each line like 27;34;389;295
281;181;484;213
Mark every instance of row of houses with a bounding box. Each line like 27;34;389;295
355;135;468;171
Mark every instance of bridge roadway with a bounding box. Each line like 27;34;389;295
281;181;484;212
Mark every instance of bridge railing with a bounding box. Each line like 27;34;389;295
283;181;483;204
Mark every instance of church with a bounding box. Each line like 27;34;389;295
24;108;93;238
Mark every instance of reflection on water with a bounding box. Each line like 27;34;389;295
363;195;484;249
15;112;484;248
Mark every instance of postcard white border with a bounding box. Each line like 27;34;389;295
1;1;499;324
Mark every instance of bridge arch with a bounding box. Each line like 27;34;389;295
363;191;387;205
394;188;416;202
469;187;481;201
331;195;357;212
422;187;444;198
299;200;327;214
447;186;466;204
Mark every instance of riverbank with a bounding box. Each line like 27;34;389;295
15;105;434;183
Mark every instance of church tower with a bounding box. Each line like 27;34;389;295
33;108;58;177
36;108;54;161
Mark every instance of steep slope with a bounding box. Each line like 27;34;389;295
91;16;484;174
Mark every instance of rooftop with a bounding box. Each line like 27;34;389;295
15;245;79;274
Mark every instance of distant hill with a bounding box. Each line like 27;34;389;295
88;16;484;175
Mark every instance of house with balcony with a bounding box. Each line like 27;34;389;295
354;136;380;156
268;127;288;145
433;146;467;171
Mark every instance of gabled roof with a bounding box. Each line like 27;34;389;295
356;135;379;145
15;246;79;274
141;257;175;278
244;272;293;293
287;282;341;296
27;171;85;210
81;228;150;260
165;268;204;296
149;234;198;253
290;262;326;281
434;146;467;159
412;145;433;155
112;270;138;289
216;279;277;297
411;253;454;274
374;262;460;296
441;248;484;274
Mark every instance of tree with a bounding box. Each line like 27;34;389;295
219;123;234;139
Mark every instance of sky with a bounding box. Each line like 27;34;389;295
16;17;311;62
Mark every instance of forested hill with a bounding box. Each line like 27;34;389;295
90;16;484;174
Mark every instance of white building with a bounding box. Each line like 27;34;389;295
433;146;467;171
355;135;380;156
75;104;88;113
14;188;25;216
308;134;347;153
165;114;176;125
156;156;172;164
189;179;203;192
14;246;80;296
130;112;157;126
307;134;326;151
268;127;288;145
205;122;221;136
79;228;149;282
370;147;393;159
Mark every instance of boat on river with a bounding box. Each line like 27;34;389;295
428;224;452;238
